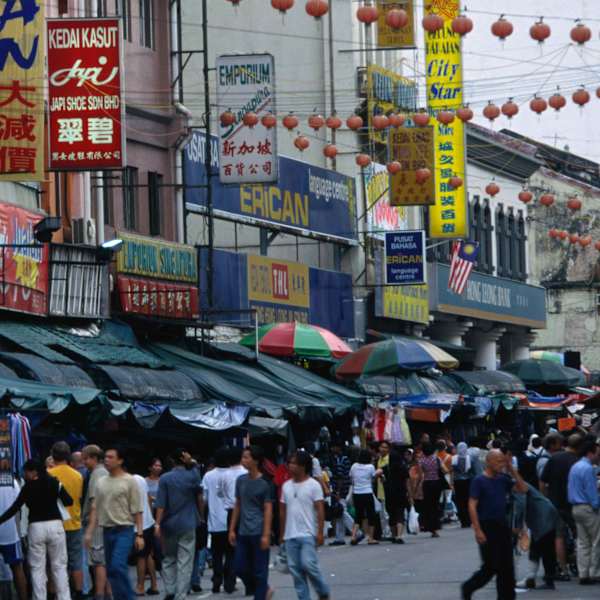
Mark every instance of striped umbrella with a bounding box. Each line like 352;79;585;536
334;338;459;380
239;322;352;359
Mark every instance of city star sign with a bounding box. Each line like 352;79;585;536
384;230;426;285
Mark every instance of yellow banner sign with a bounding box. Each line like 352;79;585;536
367;65;417;145
377;0;415;49
0;1;45;181
247;255;310;309
383;285;429;325
425;0;468;239
389;127;435;206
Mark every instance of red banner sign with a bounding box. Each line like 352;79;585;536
0;203;48;315
117;275;199;320
47;18;124;170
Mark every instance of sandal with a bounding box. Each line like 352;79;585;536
350;538;359;545
367;540;379;545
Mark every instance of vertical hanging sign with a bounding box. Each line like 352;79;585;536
47;18;125;170
425;0;468;239
0;0;45;181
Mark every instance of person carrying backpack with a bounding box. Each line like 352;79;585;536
452;443;474;528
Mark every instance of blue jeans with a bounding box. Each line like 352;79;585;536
234;535;270;600
285;537;330;600
103;526;135;600
191;547;207;587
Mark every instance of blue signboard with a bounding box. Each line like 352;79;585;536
384;230;426;285
429;263;547;329
184;131;357;244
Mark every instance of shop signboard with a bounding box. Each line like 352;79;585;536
185;131;357;244
377;0;415;49
389;126;435;206
0;203;48;315
384;230;426;285
116;233;199;320
0;0;45;180
216;53;277;184
425;0;468;238
47;18;124;171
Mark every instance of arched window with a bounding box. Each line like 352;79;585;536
496;206;507;277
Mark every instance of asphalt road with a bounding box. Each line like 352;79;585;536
138;525;597;599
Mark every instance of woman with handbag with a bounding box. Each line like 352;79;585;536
417;443;448;538
0;459;73;600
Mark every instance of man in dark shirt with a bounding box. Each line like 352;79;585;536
330;443;351;546
462;449;528;600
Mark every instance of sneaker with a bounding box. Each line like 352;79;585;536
329;540;346;546
516;578;535;590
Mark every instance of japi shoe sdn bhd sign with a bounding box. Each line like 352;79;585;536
47;18;125;170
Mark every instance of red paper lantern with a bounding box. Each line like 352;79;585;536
243;112;259;128
355;153;371;168
491;16;514;40
357;5;379;25
308;113;325;131
579;236;592;247
540;193;555;207
549;93;566;112
486;182;500;197
548;229;559;239
282;113;299;131
558;230;568;240
571;22;592;45
323;144;338;159
422;13;444;33
387;161;402;175
388;113;405;128
272;0;294;13
386;8;408;29
294;135;310;151
452;14;473;37
567;197;582;211
501;100;519;119
261;113;277;129
346;114;364;130
415;168;432;184
518;190;533;204
220;110;236;127
226;0;242;5
573;87;591;107
530;96;548;115
456;106;474;123
305;0;328;19
569;233;580;245
530;19;551;43
372;114;390;130
449;176;463;190
413;112;430;127
483;102;501;122
595;241;600;252
326;114;342;130
437;110;455;125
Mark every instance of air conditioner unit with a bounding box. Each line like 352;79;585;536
72;218;96;245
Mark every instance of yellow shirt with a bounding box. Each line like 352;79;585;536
49;464;83;531
377;455;389;500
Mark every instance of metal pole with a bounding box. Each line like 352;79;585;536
327;0;336;171
255;310;259;356
202;0;214;307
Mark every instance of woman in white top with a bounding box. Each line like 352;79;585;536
349;449;382;545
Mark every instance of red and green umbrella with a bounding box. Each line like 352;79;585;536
239;322;353;360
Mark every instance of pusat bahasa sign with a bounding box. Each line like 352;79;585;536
384;230;426;286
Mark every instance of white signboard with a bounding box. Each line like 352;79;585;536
216;53;278;184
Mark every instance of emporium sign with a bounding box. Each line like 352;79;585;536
47;18;124;170
0;0;45;180
216;53;277;184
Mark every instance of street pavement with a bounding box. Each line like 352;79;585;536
137;525;597;599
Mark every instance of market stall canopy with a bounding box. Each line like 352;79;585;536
500;360;585;389
334;338;459;380
239;322;352;360
446;370;526;396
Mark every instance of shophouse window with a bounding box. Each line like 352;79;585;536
140;0;155;49
514;212;527;281
148;172;162;236
469;196;493;274
122;167;138;230
116;0;132;41
102;172;114;226
495;206;527;281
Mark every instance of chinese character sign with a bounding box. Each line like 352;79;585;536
0;1;44;181
389;126;435;206
377;0;415;49
425;0;468;239
47;19;124;170
217;54;277;184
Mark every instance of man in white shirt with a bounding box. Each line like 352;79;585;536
280;450;330;600
223;447;247;514
202;448;235;594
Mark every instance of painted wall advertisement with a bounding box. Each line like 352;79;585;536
425;0;468;239
185;131;357;244
0;0;45;180
47;18;124;170
384;230;426;286
377;0;415;49
116;233;199;319
0;203;48;315
365;162;409;239
389;127;435;206
367;65;417;145
216;53;277;184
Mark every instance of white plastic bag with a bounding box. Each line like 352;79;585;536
408;505;419;534
373;495;382;514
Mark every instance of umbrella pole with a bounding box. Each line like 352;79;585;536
254;311;259;357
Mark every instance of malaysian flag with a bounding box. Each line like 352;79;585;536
448;240;480;295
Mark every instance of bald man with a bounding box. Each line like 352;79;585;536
461;449;528;600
